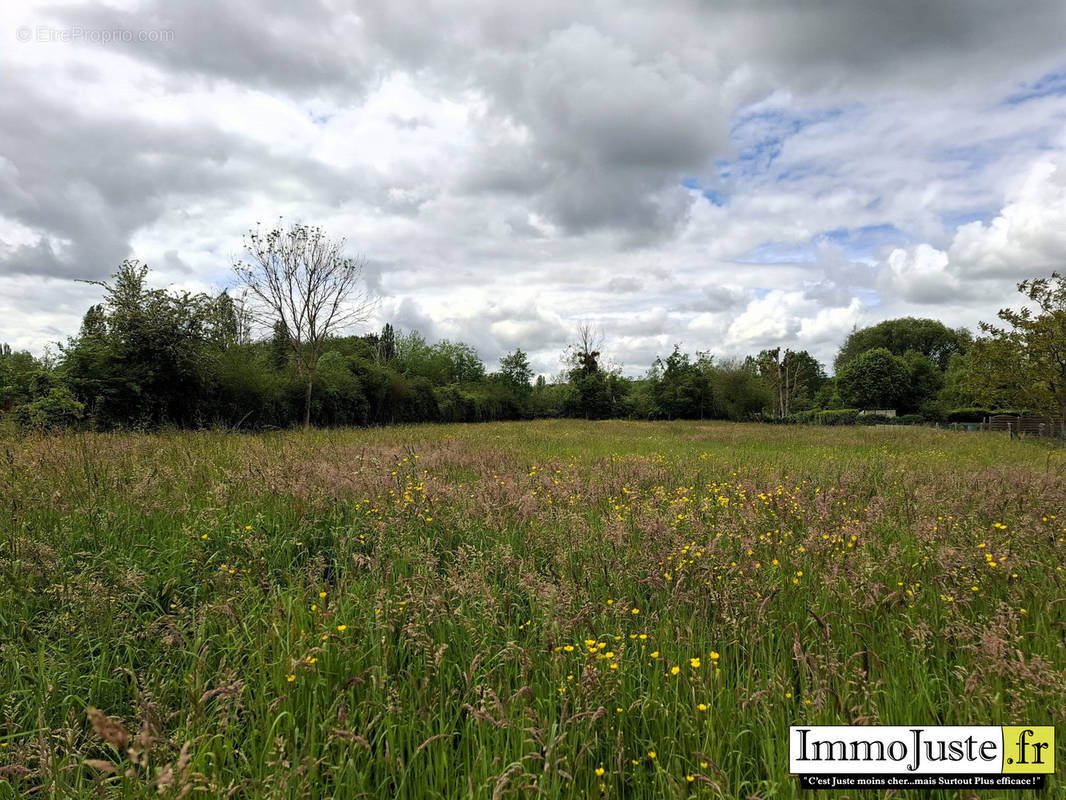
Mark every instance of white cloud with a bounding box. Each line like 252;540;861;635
881;244;962;304
948;155;1066;277
877;150;1066;312
1;0;1066;370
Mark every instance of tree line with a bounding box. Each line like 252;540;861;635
2;240;1065;431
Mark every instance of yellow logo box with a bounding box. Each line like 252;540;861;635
1001;727;1055;774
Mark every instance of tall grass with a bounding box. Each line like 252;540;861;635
0;421;1063;798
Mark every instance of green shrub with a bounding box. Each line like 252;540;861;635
818;408;861;425
11;387;85;430
946;407;993;423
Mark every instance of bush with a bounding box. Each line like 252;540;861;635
819;408;861;426
946;407;993;423
11;387;85;430
784;408;861;425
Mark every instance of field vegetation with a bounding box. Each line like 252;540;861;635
0;420;1064;798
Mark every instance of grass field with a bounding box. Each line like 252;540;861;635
1;420;1064;798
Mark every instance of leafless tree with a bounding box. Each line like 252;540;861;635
234;220;376;430
565;321;605;374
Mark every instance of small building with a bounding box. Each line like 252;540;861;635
859;408;896;418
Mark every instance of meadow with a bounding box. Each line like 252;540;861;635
0;420;1063;799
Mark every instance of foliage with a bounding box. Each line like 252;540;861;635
10;386;85;429
60;261;223;428
394;331;486;385
834;317;971;372
966;273;1066;419
705;358;771;420
235;221;377;429
900;351;943;415
1;348;52;412
835;348;912;410
22;265;1066;432
945;407;994;423
650;347;713;419
786;408;862;425
498;349;533;398
752;348;827;417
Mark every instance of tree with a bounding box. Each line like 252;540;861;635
431;340;485;384
900;351;943;415
234;221;376;430
376;323;396;364
836;348;911;410
62;261;218;427
565;322;604;375
703;356;771;420
651;346;712;419
834;317;971;373
208;290;252;348
754;348;827;417
1;348;51;414
499;349;533;396
966;273;1066;419
563;322;620;419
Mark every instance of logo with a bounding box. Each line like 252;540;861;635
789;726;1054;790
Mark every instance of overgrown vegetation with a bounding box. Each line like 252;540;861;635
0;421;1062;798
2;268;1065;430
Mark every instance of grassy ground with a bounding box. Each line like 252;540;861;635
0;420;1064;798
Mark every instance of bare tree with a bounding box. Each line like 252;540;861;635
565;321;605;374
234;221;376;430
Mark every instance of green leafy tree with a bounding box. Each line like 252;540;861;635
0;349;52;413
499;349;533;397
754;348;827;417
835;317;971;373
376;323;396;364
394;332;485;385
934;352;981;414
704;356;771;420
11;386;84;430
966;273;1066;418
651;346;713;419
836;347;911;410
900;351;943;415
432;340;485;384
62;261;218;427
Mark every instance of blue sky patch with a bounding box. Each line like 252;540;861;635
681;177;727;206
1004;66;1066;105
940;209;995;232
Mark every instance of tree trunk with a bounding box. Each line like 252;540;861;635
303;372;314;431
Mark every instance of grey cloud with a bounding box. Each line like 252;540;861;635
0;68;388;281
41;0;373;98
5;0;1066;365
605;276;642;294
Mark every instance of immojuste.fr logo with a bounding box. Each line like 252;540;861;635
789;725;1055;790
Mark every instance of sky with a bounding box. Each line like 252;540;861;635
2;1;1066;377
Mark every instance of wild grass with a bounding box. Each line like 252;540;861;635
0;420;1063;798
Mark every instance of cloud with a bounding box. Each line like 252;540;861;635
2;0;1066;367
878;151;1066;306
880;244;963;304
40;0;373;98
948;156;1066;277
